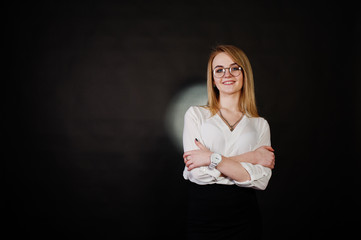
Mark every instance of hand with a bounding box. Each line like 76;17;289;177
253;146;275;169
183;139;212;171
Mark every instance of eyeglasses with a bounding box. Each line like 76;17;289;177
213;65;242;78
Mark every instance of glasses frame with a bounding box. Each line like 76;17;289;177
213;65;243;78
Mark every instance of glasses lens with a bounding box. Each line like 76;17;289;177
213;68;225;78
230;66;241;77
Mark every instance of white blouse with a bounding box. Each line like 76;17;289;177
183;106;272;190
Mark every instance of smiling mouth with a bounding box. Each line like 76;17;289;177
222;81;235;85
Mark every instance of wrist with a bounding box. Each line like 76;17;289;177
249;151;257;164
207;152;212;165
232;152;255;164
208;153;222;170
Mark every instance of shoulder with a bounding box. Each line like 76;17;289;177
185;105;211;119
247;116;270;130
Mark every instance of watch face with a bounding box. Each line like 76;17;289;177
212;153;222;164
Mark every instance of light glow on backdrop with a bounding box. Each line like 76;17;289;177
165;83;208;151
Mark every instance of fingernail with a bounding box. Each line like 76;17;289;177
195;138;199;142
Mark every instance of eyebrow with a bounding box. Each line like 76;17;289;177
213;63;238;69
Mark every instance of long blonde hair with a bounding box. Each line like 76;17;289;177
206;45;259;117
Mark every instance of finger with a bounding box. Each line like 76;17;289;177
195;138;208;151
183;151;192;158
188;163;196;171
265;146;274;152
263;146;274;152
186;158;194;167
186;160;193;167
184;150;197;157
268;161;274;169
184;155;191;164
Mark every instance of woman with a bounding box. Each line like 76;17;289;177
183;45;275;240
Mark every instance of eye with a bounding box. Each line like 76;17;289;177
231;66;240;71
215;68;224;73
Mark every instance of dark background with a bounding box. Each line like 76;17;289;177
6;1;360;239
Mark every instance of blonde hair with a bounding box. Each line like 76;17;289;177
206;45;259;117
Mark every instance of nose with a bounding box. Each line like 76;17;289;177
224;68;232;77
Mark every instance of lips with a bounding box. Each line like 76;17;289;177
222;80;236;85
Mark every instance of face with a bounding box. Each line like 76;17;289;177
212;52;243;96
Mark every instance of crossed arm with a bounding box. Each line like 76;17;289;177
183;138;275;183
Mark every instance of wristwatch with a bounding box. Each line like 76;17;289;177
208;153;222;170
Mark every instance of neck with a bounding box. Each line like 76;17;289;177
219;92;241;112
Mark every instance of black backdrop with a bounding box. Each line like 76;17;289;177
6;1;361;239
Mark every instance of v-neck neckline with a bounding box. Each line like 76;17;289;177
215;112;246;133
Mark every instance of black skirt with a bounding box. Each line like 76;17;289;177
186;181;262;240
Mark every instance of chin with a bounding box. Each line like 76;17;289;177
219;89;242;95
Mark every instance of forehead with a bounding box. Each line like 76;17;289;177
212;52;235;68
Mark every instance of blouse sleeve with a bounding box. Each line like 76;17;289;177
183;107;221;184
234;119;273;190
